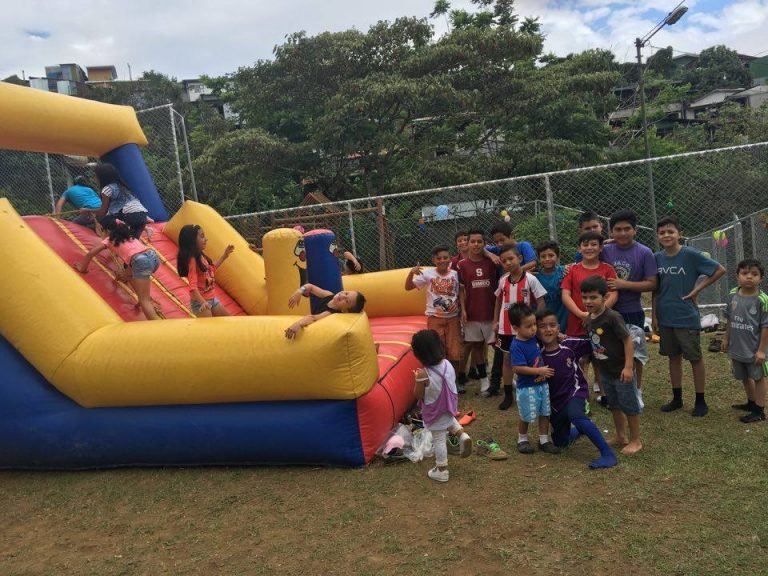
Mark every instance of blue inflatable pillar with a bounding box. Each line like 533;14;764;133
304;229;343;314
102;143;169;222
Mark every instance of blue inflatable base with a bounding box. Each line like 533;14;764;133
0;336;366;469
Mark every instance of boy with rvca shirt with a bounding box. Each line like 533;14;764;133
653;216;725;417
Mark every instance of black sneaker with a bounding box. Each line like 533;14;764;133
599;395;609;408
517;441;534;454
457;382;466;395
740;411;765;423
457;373;468;386
467;367;479;380
707;338;722;353
486;387;501;397
692;403;709;417
538;441;561;454
732;401;754;411
661;399;683;412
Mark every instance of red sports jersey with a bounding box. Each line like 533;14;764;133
457;257;498;322
560;262;617;336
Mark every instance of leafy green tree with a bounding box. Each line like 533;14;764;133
682;45;752;95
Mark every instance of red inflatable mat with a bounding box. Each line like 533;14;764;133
358;315;427;462
25;217;246;321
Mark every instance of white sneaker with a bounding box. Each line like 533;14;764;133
479;377;490;395
459;433;472;458
427;466;449;482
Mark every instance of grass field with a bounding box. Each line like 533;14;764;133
2;344;766;576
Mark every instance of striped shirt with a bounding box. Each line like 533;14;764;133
494;271;546;336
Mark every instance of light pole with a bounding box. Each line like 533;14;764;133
635;2;688;248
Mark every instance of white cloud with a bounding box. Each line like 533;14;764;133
1;0;766;81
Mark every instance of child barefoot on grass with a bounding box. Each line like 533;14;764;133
412;329;472;482
582;276;642;455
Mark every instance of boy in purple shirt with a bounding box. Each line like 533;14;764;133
537;309;618;469
604;210;657;391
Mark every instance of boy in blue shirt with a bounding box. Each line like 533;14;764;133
652;216;726;416
508;303;559;455
535;240;568;332
55;176;101;227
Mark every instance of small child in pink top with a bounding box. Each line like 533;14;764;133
176;224;234;317
412;329;472;483
75;216;160;320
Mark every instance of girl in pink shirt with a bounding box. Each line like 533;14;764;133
176;224;234;317
75;216;160;320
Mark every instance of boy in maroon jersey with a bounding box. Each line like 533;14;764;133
458;229;498;395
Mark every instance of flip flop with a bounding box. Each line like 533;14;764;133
458;410;477;427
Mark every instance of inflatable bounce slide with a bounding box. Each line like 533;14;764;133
0;82;427;468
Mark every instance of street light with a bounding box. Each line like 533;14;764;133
635;1;688;248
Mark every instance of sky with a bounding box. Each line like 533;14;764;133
3;0;767;81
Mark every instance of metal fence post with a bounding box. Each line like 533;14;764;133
175;109;198;202
169;105;185;207
750;213;758;260
544;175;557;242
644;158;659;250
733;214;744;264
44;153;55;212
347;202;357;256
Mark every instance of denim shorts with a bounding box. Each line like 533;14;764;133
191;297;222;315
603;375;641;415
130;250;159;279
516;383;551;423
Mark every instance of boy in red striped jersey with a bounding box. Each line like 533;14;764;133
492;243;547;410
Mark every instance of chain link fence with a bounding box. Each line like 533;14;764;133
0;103;194;219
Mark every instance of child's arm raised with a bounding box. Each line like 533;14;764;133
404;262;422;291
74;243;108;273
413;368;429;400
214;245;235;268
287;283;334;308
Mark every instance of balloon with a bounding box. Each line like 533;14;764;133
720;238;729;248
504;215;511;222
435;205;450;221
500;210;508;217
713;230;723;241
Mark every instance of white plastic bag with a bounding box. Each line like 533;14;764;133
405;428;434;462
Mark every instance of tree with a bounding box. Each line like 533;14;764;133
683;45;752;95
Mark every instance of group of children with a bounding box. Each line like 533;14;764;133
409;210;767;482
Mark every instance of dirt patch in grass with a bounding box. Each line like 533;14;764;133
1;345;766;575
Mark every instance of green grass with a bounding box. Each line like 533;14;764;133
1;344;766;576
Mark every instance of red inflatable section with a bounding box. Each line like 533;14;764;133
358;316;427;462
24;217;245;320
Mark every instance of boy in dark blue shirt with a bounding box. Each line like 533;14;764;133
509;304;559;455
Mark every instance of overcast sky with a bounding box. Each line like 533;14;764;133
3;0;767;81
